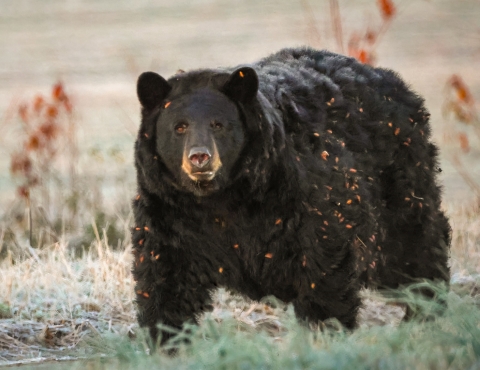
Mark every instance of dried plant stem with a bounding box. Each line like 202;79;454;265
300;0;322;48
67;111;79;229
330;0;344;54
26;195;33;248
450;153;480;195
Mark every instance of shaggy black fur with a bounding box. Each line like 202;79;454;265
132;47;451;344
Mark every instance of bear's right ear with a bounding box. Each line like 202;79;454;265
222;67;259;104
137;72;172;110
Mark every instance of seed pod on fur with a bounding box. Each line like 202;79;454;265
164;101;171;108
219;267;224;273
313;132;320;137
324;220;329;226
394;128;400;136
359;108;363;113
275;219;282;225
296;156;301;162
135;227;141;231
136;195;140;200
144;226;149;231
388;122;393;128
346;224;352;229
139;255;144;263
325;185;332;191
136;290;143;295
139;239;144;246
346;113;350;118
356;195;361;202
311;283;315;289
327;130;333;134
302;255;307;267
233;244;239;249
265;253;273;259
321;151;329;160
349;168;357;173
346;199;352;205
143;292;150;298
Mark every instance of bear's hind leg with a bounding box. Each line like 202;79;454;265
375;143;451;318
376;143;451;288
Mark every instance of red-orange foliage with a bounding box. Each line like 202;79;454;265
377;0;396;20
444;74;478;125
10;82;72;199
346;0;397;65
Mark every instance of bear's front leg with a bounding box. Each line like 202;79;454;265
133;250;215;346
292;246;361;330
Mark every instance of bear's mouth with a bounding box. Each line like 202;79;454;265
191;171;215;181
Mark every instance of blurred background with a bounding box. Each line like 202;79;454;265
0;0;479;250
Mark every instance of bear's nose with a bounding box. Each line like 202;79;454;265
188;147;211;168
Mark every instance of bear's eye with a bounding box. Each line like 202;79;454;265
174;122;188;134
211;121;224;130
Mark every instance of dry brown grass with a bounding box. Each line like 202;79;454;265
447;202;480;277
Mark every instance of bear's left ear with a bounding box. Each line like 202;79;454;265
222;67;259;104
137;72;172;110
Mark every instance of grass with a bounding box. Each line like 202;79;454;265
0;199;479;368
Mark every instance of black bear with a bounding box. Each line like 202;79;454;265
132;47;450;344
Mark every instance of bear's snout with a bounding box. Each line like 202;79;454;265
189;147;211;168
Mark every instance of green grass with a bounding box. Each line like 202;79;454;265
61;284;480;370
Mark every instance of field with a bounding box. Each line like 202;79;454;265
1;0;480;368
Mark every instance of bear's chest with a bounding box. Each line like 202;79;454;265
194;202;301;267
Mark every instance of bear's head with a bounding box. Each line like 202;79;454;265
136;67;260;197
